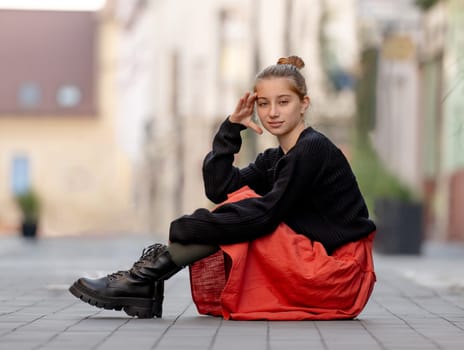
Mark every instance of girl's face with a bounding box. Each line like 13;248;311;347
255;77;310;138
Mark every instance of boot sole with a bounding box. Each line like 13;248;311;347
69;280;163;319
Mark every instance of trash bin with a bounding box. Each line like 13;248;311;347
374;198;423;255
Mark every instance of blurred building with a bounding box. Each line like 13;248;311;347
0;7;138;235
358;0;464;242
418;0;464;241
114;0;360;235
0;1;360;237
358;0;422;191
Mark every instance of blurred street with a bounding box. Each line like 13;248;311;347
0;234;463;350
1;1;464;348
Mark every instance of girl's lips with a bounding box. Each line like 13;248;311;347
268;121;284;128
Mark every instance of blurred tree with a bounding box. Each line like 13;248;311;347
352;48;415;214
15;189;41;238
353;48;377;144
415;0;441;10
353;48;423;254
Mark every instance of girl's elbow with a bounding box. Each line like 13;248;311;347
204;187;227;204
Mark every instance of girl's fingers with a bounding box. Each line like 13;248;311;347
243;93;256;114
246;93;257;109
231;92;257;124
247;121;263;135
234;96;245;114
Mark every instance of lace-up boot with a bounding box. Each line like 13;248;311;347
129;244;182;281
69;243;181;318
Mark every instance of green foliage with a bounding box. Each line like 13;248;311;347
354;48;378;137
352;140;416;215
415;0;441;10
15;190;41;223
353;47;418;216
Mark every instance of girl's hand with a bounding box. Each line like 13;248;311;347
229;92;263;135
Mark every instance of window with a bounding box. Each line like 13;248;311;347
11;155;30;195
56;84;81;107
18;82;41;108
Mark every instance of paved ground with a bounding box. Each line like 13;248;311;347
0;234;463;350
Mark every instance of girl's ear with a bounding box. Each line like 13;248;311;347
301;96;310;114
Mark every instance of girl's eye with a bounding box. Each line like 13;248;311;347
279;100;289;105
258;102;268;107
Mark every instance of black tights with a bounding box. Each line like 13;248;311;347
167;243;219;267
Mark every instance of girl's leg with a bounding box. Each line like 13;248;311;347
69;243;218;319
168;243;219;267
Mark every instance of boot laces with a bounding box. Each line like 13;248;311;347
107;270;127;280
129;243;166;274
106;244;166;280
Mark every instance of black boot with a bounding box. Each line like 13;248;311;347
69;243;182;318
69;271;165;318
129;245;183;281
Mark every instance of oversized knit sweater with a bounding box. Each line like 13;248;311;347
169;118;376;254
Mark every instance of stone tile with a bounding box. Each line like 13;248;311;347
1;235;464;350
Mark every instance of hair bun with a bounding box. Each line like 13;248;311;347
277;56;305;69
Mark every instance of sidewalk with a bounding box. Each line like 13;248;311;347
0;234;463;350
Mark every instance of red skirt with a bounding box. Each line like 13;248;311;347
189;187;376;320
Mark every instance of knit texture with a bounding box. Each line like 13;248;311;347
189;187;376;320
169;118;376;254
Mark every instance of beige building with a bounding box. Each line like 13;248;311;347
0;7;137;236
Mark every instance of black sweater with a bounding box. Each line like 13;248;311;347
169;118;376;254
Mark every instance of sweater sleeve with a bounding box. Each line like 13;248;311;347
202;118;270;203
169;137;328;245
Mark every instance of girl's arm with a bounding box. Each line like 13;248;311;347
170;137;327;245
202;92;267;203
202;118;270;203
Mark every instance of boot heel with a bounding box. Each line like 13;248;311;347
122;281;164;318
123;305;155;318
152;280;164;318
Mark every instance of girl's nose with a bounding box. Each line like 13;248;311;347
270;103;279;117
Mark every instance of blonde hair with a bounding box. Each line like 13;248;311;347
254;56;308;100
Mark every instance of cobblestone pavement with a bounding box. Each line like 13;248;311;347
0;234;463;350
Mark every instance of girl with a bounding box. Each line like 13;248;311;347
70;56;376;320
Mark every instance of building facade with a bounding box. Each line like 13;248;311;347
0;7;138;236
419;0;464;241
0;1;361;238
358;0;464;242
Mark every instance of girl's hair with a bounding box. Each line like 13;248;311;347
254;56;308;100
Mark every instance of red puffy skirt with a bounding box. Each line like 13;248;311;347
189;187;376;320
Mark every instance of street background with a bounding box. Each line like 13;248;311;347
1;0;464;349
2;0;463;247
0;234;463;350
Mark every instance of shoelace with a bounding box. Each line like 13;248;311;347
106;243;166;280
107;270;127;280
